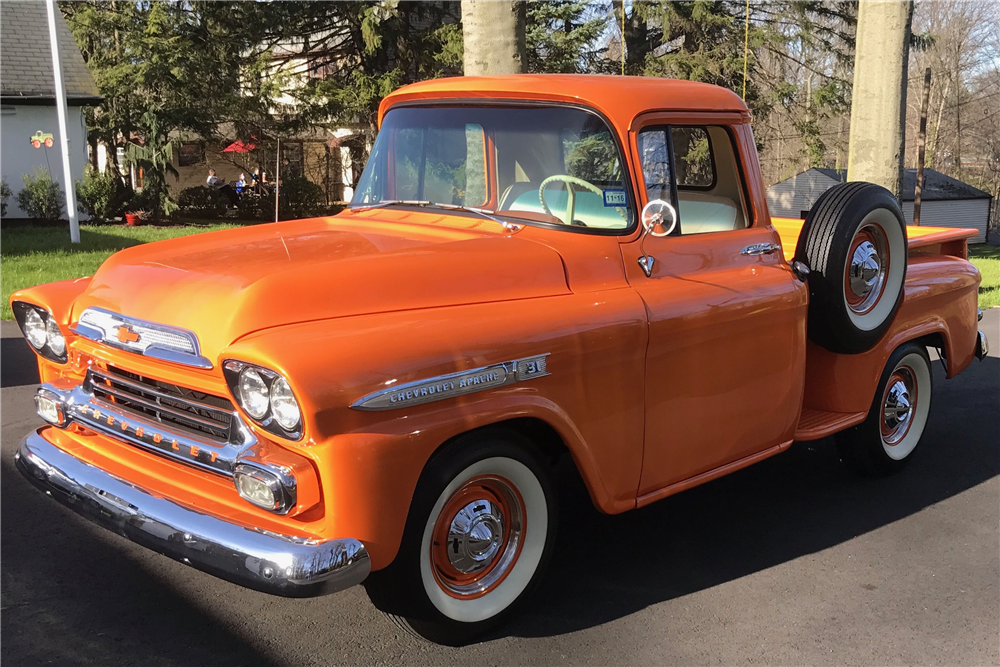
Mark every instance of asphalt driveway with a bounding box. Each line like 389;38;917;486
2;313;998;666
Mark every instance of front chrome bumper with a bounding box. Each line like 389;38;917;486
15;430;370;597
976;329;989;361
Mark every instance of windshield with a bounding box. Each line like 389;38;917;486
352;106;634;232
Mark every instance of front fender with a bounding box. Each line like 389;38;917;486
10;276;92;326
224;290;648;569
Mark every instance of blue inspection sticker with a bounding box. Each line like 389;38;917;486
603;189;628;207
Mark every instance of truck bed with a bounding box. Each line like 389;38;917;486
771;217;978;262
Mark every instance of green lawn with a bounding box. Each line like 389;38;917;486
970;244;1000;309
1;224;236;319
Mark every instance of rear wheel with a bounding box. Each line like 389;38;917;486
365;429;557;645
836;342;932;475
795;182;908;354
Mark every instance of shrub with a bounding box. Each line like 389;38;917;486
16;168;65;220
236;177;325;221
277;176;325;219
177;185;229;219
0;178;10;218
76;166;133;223
131;186;177;219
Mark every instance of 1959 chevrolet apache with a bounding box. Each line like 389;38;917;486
13;75;989;644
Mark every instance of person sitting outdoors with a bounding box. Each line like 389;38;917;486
206;168;238;207
236;173;247;195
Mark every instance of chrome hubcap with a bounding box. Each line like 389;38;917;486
446;499;504;574
849;241;881;297
882;378;912;443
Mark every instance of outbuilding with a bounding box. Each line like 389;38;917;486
767;168;992;243
0;2;100;218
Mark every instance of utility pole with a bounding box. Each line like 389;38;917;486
45;0;80;243
846;1;914;200
274;138;280;223
913;67;932;226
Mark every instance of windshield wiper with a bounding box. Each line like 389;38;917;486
348;199;431;212
423;202;523;231
351;200;522;231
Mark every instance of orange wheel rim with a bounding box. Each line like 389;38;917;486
881;366;916;445
429;474;525;600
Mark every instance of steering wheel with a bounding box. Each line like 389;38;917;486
538;175;627;226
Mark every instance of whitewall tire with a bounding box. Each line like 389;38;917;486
364;428;557;645
836;342;933;475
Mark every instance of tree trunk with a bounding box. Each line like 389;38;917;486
461;1;526;75
846;0;914;200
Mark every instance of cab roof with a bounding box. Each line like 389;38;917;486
379;74;750;129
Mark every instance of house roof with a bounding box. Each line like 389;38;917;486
809;168;990;202
0;2;100;105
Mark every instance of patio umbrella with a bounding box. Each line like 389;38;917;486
222;140;256;153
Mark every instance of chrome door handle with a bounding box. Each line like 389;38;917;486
741;242;781;256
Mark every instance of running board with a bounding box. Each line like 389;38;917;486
794;407;868;441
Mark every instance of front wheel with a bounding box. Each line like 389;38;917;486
364;429;557;645
835;342;933;475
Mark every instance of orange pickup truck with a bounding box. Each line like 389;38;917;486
13;75;988;645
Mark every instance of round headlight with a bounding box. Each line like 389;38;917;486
270;376;301;431
45;318;66;356
239;368;269;419
24;308;47;349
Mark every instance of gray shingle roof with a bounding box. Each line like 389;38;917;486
811;168;990;201
1;1;100;103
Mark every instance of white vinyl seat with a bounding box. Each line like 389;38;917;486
677;192;741;234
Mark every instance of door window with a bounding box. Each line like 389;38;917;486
637;125;751;235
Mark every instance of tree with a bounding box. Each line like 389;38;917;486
461;1;527;75
61;1;273;215
526;2;607;73
847;1;913;198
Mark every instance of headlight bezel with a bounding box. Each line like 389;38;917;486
223;360;303;441
12;301;68;363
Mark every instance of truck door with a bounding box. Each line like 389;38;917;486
620;117;808;501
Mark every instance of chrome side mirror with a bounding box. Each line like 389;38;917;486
638;199;677;276
641;199;678;237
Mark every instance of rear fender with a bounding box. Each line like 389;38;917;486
802;255;980;413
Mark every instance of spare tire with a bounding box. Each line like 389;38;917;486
795;182;907;354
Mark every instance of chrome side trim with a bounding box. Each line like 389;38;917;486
39;382;255;476
351;353;550;411
15;431;370;597
976;330;989;361
71;307;213;370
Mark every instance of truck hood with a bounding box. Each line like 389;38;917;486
72;212;570;362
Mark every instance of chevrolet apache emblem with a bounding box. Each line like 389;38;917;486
351;354;550;411
115;325;141;344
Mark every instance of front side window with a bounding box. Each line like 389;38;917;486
636;124;750;235
353;106;634;233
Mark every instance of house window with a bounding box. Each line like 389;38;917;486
179;142;204;167
282;142;303;179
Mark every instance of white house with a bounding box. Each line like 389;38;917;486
767;168;992;243
0;2;100;218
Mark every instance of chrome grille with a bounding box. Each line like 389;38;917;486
86;365;234;443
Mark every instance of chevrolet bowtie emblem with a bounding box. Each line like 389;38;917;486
116;325;141;344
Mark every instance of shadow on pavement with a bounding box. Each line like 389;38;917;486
1;316;996;658
0;452;279;667
1;335;39;388
503;355;999;639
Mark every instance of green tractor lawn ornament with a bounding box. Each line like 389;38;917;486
30;131;54;149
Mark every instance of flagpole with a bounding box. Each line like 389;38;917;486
45;0;80;243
